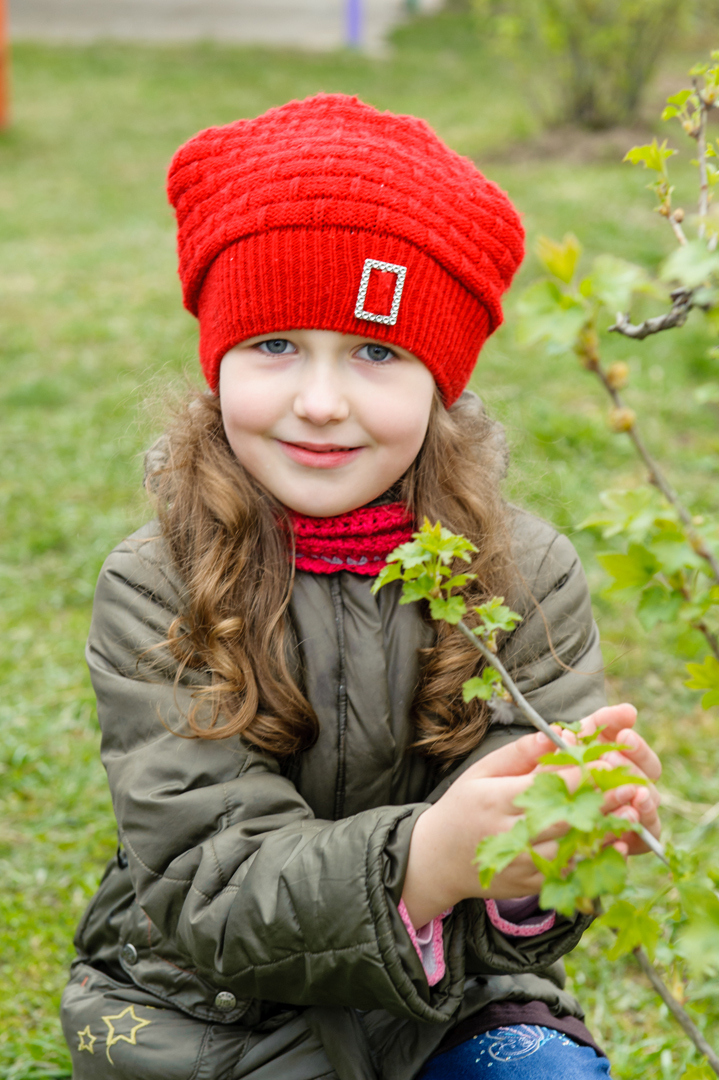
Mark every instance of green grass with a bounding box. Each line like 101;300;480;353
1;12;718;1077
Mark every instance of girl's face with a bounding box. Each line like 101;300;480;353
219;329;436;516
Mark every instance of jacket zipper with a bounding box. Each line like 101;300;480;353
330;576;348;820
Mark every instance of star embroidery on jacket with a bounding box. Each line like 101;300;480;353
101;1005;152;1064
77;1025;96;1054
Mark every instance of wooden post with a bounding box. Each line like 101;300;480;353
346;0;361;48
0;0;9;129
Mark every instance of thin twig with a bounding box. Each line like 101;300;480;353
698;801;719;828
672;577;719;664
609;289;695;340
456;620;667;863
633;947;719;1074
695;621;719;663
669;211;688;246
591;363;719;588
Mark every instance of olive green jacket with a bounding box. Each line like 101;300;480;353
62;504;606;1080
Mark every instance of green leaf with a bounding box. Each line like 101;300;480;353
536;233;582;284
428;594;467;625
515;280;588;355
444;573;474;591
564;787;605;832
661;240;719;288
513;772;573;837
538;749;584;767
600;899;661;961
575;844;627;898
685;655;719;709
473;597;523;638
582;255;646;313
665;89;693;109
589;765;648;792
462;668;503;703
371;561;402;593
636;585;683;631
474;819;530;888
597;544;660;593
399;574;437;605
539;874;585;917
623;139;676;172
579;740;630;764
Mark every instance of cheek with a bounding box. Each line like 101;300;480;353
365;376;434;460
219;374;281;444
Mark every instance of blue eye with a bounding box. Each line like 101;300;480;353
357;343;395;363
259;339;295;355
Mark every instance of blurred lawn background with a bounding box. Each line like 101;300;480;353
1;8;718;1078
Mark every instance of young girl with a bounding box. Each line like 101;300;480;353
61;94;661;1080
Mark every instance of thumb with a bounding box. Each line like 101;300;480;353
466;731;552;781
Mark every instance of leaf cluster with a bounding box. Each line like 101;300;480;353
475;733;646;916
373;518;522;661
580;489;719;705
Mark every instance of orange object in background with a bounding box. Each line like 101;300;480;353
0;0;8;128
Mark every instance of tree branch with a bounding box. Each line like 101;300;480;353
608;289;695;339
669;210;688;247
455;619;667;863
633;947;719;1074
590;363;719;588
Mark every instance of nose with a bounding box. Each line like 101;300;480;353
293;360;350;426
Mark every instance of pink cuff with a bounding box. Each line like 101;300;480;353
398;900;452;986
485;897;556;937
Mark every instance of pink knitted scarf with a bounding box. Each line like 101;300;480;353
287;503;414;576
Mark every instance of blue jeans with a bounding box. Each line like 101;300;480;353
419;1026;612;1078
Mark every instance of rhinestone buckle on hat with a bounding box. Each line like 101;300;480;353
354;259;407;326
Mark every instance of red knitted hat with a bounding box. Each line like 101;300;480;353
167;94;524;405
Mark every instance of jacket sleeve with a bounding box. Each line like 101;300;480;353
87;525;462;1023
420;512;605;974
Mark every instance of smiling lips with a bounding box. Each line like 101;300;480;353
277;440;364;469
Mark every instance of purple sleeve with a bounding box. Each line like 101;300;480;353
485;896;556;937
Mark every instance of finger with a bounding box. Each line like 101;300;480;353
614;728;662;781
602;785;641;814
466;732;551;781
631;787;662;837
579;703;638;740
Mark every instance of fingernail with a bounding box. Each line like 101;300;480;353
614;785;635;801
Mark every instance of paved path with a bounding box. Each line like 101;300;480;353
9;0;442;51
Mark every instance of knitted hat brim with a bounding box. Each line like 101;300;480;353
198;227;492;405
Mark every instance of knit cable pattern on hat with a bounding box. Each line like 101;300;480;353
287;503;413;576
168;94;524;404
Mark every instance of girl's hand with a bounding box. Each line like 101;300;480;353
402;730;568;927
401;704;662;927
574;702;662;855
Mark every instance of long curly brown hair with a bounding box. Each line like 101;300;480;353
149;388;514;766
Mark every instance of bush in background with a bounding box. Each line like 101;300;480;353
473;0;686;129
